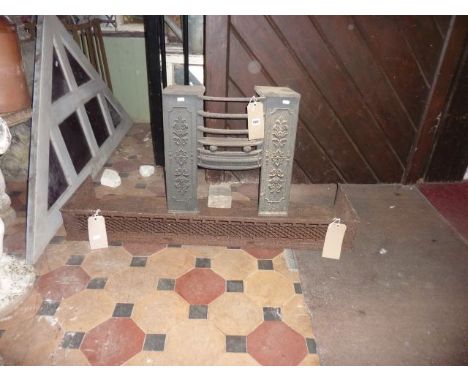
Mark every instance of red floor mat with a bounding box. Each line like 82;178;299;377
419;181;468;241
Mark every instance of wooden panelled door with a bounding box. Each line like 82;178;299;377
205;16;468;184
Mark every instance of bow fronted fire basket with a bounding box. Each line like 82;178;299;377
163;85;300;216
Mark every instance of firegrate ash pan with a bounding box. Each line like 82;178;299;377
61;178;359;250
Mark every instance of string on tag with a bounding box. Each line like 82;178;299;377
249;95;257;106
93;209;101;219
332;217;341;225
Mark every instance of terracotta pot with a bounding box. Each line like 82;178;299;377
0;17;30;113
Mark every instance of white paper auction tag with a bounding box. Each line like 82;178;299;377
322;218;347;260
247;97;264;140
88;209;108;250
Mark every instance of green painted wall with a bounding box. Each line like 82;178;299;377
104;37;150;123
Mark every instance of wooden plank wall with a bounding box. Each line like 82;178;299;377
204;15;468;184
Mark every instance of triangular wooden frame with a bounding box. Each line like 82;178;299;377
27;16;133;264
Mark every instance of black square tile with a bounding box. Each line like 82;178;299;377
37;300;60;316
130;257;147;267
109;240;122;246
120;172;129;178
0;329;5;338
128;155;138;160
226;335;247;353
258;259;274;270
104;162;113;168
168;243;181;248
66;255;84;266
189;305;208;319
227;280;244;293
113;303;134;318
227;246;240;249
157;278;175;291
294;282;303;294
50;235;65;244
263;307;282;321
143;334;166;351
306;338;317;354
135;183;146;189
195;258;211;268
87;277;107;289
61;332;85;349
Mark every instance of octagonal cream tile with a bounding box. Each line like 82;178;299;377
35;241;91;276
124;351;168;366
106;267;157;303
213;353;260;365
245;271;295;307
299;354;320;366
132;291;188;333
0;316;62;365
163;321;225;365
209;293;263;335
211;249;258;280
281;295;314;338
81;246;132;278
0;290;43;331
181;245;226;259
146;248;195;278
56;289;115;332
49;349;91;365
273;254;300;282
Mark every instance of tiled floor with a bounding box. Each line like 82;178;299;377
0;241;319;366
0;124;319;365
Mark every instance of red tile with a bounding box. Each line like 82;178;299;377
35;266;90;301
112;159;138;172
123;242;166;256
81;318;145;365
419;182;468;241
175;268;225;305
247;321;307;366
242;246;284;259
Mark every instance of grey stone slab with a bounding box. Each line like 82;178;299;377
294;282;303;294
195;257;211;268
61;332;85;349
263;307;282;321
143;334;166;352
87;277;107;289
66;255;84;266
295;184;468;365
258;259;274;270
306;338;317;354
130;257;147;267
50;235;65;244
227;280;244;293
37;300;60;316
112;303;134;318
226;335;247;353
189;305;208;319
157;278;175;291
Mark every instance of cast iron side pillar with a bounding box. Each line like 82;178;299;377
256;86;301;216
163;85;205;213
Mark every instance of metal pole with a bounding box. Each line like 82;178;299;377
143;15;165;166
158;16;167;88
182;15;189;85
